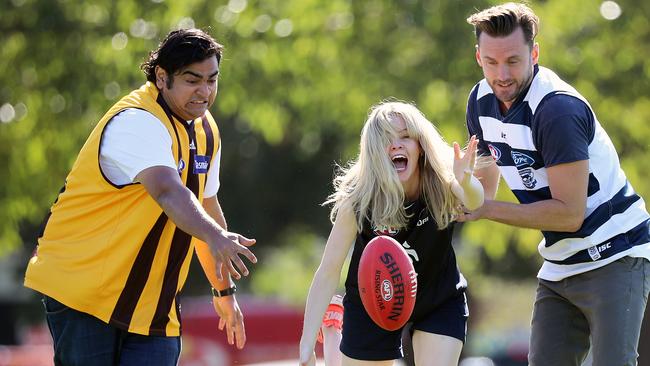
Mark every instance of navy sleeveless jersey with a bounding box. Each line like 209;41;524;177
345;200;466;322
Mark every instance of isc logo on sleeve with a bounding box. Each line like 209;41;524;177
193;155;210;174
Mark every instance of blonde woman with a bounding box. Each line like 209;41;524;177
299;101;484;366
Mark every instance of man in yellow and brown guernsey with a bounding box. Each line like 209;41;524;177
24;28;257;365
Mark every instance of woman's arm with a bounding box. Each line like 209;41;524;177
299;204;357;365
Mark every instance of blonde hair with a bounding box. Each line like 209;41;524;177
326;101;461;231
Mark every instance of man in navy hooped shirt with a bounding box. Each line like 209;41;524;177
461;3;650;366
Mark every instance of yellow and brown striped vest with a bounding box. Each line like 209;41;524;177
25;82;220;336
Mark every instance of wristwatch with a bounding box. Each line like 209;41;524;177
211;284;237;297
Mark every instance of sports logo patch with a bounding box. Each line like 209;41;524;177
511;151;535;168
373;225;400;236
381;279;393;301
177;158;186;174
588;242;611;261
518;167;537;189
587;246;601;261
488;144;501;162
401;240;419;263
193;155;210;174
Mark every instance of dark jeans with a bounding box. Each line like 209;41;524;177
43;296;181;366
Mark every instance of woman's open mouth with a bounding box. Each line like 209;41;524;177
392;154;408;172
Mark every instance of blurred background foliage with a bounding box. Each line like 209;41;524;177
1;0;649;320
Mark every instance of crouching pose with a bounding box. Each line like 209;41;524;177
299;101;484;365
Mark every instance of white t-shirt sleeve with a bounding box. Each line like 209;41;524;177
203;143;221;198
100;108;177;185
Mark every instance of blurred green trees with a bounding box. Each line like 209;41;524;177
1;0;649;299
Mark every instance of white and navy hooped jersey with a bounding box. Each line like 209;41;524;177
467;65;650;281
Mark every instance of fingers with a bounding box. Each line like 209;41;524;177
227;319;235;347
469;136;477;165
215;261;224;282
213;299;226;330
232;249;254;278
453;141;461;160
238;235;257;247
222;313;246;349
224;250;256;280
214;297;246;349
469;149;476;170
212;232;258;280
235;317;246;349
226;258;244;280
456;210;479;222
229;244;258;279
216;256;241;281
237;245;258;264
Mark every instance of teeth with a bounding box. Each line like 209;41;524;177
391;155;408;173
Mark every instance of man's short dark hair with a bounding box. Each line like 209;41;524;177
467;2;539;47
141;28;224;87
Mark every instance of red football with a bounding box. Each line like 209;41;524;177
358;235;417;331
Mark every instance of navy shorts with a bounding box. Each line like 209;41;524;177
340;292;468;361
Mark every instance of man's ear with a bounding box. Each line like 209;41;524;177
475;45;483;67
531;42;540;64
155;66;168;89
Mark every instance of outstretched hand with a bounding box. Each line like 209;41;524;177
453;135;478;186
209;231;257;281
213;295;247;349
451;135;484;211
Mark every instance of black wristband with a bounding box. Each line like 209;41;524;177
211;284;236;297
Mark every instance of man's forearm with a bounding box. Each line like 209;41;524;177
197;195;233;290
156;185;225;242
481;199;584;232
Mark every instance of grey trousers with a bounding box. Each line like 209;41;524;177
529;256;650;366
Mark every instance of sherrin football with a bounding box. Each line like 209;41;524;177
358;235;417;331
